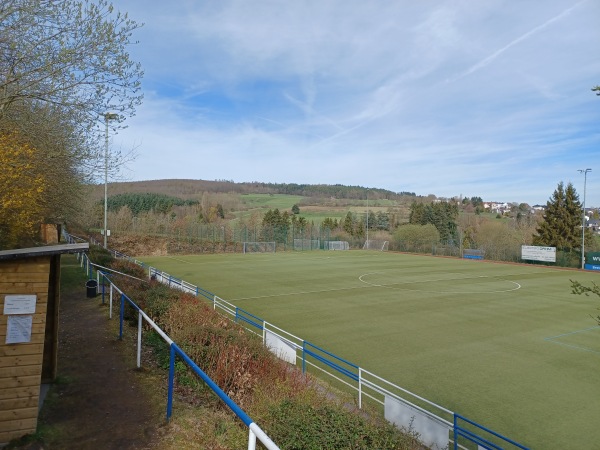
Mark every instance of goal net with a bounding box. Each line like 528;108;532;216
363;240;389;251
293;239;320;251
243;242;276;253
325;240;349;250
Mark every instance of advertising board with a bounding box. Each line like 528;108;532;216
521;245;556;263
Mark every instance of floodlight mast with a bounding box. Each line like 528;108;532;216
104;113;119;249
578;168;592;269
366;188;369;247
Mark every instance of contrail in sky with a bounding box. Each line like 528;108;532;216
455;0;588;80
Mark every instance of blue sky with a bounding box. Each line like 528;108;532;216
112;0;600;206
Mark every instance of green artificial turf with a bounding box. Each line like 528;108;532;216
139;250;600;449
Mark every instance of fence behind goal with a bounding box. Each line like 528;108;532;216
78;234;529;450
293;238;320;251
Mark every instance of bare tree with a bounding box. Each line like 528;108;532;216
0;0;143;122
0;0;144;176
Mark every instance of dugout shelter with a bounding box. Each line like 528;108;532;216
0;242;88;444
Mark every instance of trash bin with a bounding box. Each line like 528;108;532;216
86;279;98;298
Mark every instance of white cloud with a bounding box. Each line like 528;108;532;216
113;0;600;206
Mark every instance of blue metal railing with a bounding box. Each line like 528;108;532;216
76;250;279;450
302;340;359;382
454;414;529;449
236;307;264;330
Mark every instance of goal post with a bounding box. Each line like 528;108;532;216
363;240;389;251
324;241;349;250
293;238;320;251
242;242;276;254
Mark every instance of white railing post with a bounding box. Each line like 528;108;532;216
248;429;257;450
109;284;113;319
359;367;362;409
137;310;142;368
249;423;279;450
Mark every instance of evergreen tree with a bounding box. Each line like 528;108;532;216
409;202;425;224
367;211;376;230
321;217;336;230
409;201;458;242
216;203;225;219
375;211;390;230
533;182;583;250
261;209;290;243
297;216;308;233
343;212;354;235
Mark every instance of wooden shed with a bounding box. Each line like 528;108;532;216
0;243;88;444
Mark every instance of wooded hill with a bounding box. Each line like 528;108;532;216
91;179;418;202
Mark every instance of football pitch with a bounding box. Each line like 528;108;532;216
138;250;600;449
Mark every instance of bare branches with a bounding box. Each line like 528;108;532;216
571;280;600;325
0;1;144;247
0;0;143;125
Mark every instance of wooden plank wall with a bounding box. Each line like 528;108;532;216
0;256;50;443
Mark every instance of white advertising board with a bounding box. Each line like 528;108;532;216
521;245;556;263
384;395;448;449
265;330;297;364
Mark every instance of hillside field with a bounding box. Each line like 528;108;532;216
137;250;600;450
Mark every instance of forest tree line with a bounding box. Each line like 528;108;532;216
90;181;600;268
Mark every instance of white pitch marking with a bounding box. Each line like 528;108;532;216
358;272;522;294
231;284;372;301
164;256;192;264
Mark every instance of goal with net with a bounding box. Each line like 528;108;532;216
242;242;276;253
363;240;389;251
324;241;349;250
293;239;320;251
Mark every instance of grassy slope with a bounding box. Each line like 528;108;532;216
234;193;409;225
139;251;600;450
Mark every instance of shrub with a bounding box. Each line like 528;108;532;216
109;258;147;279
88;245;114;268
264;399;421;450
161;300;289;408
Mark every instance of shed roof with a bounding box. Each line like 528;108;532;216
0;243;89;260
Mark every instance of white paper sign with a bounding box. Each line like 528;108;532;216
6;315;33;344
3;295;37;315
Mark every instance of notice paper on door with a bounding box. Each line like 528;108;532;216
6;315;33;344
